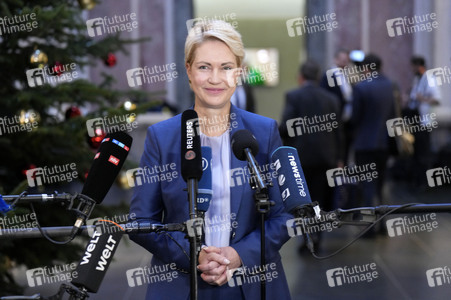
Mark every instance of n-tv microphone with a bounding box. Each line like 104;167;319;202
231;129;267;193
72;220;123;293
270;146;319;219
197;146;212;218
73;131;133;231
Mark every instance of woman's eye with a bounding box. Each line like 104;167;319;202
223;66;232;70
199;65;208;70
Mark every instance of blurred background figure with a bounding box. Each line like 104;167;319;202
279;60;343;251
230;80;256;112
352;54;395;210
405;56;441;189
320;49;354;165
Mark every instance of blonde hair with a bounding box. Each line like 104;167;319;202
185;19;244;67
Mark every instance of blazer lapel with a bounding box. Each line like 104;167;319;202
229;105;248;217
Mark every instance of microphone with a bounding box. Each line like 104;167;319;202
271;146;319;253
73;131;133;230
197;146;212;218
231;129;267;192
270;146;318;218
181;109;202;181
72;220;123;293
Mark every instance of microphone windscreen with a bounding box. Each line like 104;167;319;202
181;110;202;181
197;146;212;213
82;131;132;204
271;146;312;214
72;221;123;293
231;129;259;161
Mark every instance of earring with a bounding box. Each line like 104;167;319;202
189;79;192;84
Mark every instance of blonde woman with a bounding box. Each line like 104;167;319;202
130;20;292;299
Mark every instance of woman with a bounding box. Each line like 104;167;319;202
129;20;292;299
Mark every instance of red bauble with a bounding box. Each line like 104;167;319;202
104;53;117;67
87;129;106;149
65;106;81;120
53;61;64;76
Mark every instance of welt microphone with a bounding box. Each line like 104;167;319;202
73;131;133;230
197;146;212;218
72;220;123;293
270;146;315;218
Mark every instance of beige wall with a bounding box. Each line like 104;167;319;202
237;19;304;122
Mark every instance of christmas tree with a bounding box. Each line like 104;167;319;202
0;0;161;294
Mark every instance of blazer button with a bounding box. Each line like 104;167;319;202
231;232;236;239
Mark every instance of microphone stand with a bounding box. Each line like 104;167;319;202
185;178;200;300
244;149;274;300
0;221;187;300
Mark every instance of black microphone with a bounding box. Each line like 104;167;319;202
73;132;133;230
181;109;202;181
231;129;267;192
72;220;123;293
270;146;317;218
197;146;212;218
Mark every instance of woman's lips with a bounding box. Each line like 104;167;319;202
205;88;225;95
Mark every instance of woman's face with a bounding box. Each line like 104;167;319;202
186;39;238;110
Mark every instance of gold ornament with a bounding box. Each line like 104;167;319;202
19;109;40;125
78;0;96;10
30;49;48;68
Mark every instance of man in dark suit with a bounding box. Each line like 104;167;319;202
352;54;396;207
320;49;353;164
280;60;343;213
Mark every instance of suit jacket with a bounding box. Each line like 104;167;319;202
351;74;396;151
320;72;345;113
279;83;343;168
129;105;292;300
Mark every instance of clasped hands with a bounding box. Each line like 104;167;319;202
197;246;242;286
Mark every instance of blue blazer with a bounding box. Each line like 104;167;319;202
129;105;292;300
